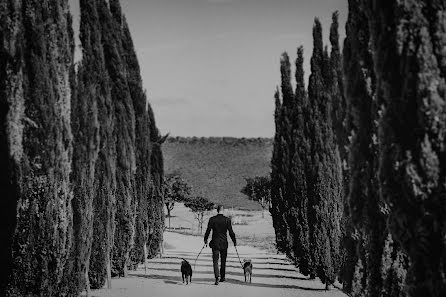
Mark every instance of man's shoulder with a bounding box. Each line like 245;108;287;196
216;214;231;222
212;214;230;221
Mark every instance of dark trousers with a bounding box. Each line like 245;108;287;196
212;248;227;280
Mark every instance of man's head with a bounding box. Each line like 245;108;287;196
217;205;224;213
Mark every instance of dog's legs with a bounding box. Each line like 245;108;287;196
244;272;246;282
182;274;184;283
249;273;252;283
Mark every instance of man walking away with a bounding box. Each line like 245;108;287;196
204;205;237;285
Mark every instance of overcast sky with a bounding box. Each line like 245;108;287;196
69;0;347;137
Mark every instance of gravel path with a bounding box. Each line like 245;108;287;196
87;232;347;297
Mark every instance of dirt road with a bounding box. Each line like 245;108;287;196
87;232;346;297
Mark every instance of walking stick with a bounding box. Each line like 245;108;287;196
194;244;206;270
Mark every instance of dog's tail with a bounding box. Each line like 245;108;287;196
181;258;190;263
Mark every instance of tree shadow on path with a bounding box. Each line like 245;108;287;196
150;259;293;266
146;266;308;280
147;261;300;272
132;273;327;291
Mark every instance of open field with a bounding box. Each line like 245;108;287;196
163;137;273;210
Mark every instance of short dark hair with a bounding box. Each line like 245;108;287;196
217;205;224;213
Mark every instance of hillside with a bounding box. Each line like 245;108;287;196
163;137;273;210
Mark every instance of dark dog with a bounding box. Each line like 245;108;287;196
181;258;192;284
243;259;253;283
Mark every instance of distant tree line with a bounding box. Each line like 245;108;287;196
270;1;446;296
167;136;273;146
0;0;165;296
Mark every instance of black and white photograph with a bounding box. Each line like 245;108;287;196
1;0;446;296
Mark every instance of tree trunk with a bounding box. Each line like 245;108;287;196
123;264;128;277
166;204;172;228
106;256;112;289
199;213;204;234
159;231;164;258
143;243;148;275
85;270;91;297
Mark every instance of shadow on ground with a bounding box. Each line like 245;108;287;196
146;266;308;280
132;274;326;291
148;260;296;269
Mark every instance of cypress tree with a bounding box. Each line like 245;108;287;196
0;1;74;295
147;104;166;257
97;0;137;278
119;14;153;267
360;1;446;295
270;86;290;254
270;86;282;247
0;2;18;294
326;11;354;291
306;17;325;280
344;1;408;296
343;1;382;295
291;46;312;275
270;52;298;257
60;3;102;295
280;52;296;259
330;11;347;162
80;0;118;289
307;18;343;286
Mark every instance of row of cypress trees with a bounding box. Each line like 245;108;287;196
0;0;165;296
271;13;344;287
271;1;446;296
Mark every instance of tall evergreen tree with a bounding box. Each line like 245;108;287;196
60;9;100;296
307;18;343;286
97;0;137;278
330;11;347;163
147;105;166;257
65;0;108;293
78;0;118;289
270;86;290;254
343;2;383;295
0;1;74;295
279;52;296;258
290;46;312;275
344;1;409;296
0;2;18;294
119;12;153;267
360;1;446;295
271;52;297;257
306;17;325;281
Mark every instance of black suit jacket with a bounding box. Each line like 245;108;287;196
204;214;236;250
